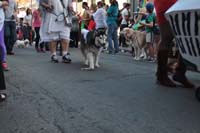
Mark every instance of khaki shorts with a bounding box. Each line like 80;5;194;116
146;32;154;43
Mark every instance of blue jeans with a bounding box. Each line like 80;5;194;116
107;23;119;53
4;21;16;53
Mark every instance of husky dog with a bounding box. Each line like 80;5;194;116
15;39;30;48
120;28;147;60
81;29;106;70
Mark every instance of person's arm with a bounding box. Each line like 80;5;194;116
140;21;153;28
0;1;8;7
133;11;147;16
103;10;107;28
13;1;18;19
40;1;53;12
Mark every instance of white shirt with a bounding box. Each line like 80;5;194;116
93;7;107;29
121;8;129;25
24;14;32;26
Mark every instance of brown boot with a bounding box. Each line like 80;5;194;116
173;56;195;89
156;50;176;87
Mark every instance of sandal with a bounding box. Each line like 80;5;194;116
0;93;7;102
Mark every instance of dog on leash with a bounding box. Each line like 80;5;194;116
121;28;146;60
80;29;106;70
15;39;30;48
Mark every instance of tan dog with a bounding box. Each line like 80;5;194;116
121;28;146;60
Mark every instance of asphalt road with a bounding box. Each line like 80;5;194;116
0;47;200;133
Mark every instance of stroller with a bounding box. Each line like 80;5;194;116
165;0;200;101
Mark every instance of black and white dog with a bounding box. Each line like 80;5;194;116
81;29;106;70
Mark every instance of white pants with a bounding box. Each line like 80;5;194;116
81;29;89;41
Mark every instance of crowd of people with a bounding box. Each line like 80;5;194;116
0;0;195;102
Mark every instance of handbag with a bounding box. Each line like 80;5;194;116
60;0;72;27
48;13;65;33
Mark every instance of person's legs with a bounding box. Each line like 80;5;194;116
0;61;6;102
23;26;29;40
0;27;7;63
146;32;155;60
36;27;44;52
35;27;40;52
44;42;49;51
107;24;114;53
4;21;11;53
112;25;119;53
69;31;74;48
0;27;9;71
60;28;71;63
40;42;44;52
153;34;160;59
61;39;71;63
50;41;58;62
81;29;89;43
156;22;176;87
9;21;16;53
147;43;154;60
173;55;195;88
75;31;79;48
120;24;128;47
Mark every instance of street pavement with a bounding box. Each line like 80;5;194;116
0;46;200;133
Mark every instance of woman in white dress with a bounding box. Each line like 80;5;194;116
40;0;73;63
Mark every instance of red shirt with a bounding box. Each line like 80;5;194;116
32;10;41;28
88;20;96;31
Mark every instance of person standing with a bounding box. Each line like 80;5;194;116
24;8;33;44
70;14;79;48
40;0;72;63
119;3;130;47
139;3;155;61
4;0;17;55
154;0;194;88
81;2;90;29
0;0;8;102
32;8;43;52
106;0;119;54
93;1;107;30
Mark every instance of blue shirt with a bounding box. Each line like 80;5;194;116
106;4;118;25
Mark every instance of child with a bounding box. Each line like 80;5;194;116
140;2;155;61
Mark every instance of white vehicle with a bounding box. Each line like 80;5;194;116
165;0;200;101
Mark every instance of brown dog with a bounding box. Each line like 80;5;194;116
121;28;146;60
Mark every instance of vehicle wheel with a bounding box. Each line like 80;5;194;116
195;87;200;102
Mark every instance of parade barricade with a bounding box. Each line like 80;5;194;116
165;0;200;101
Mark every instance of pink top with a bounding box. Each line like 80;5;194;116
32;9;41;28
